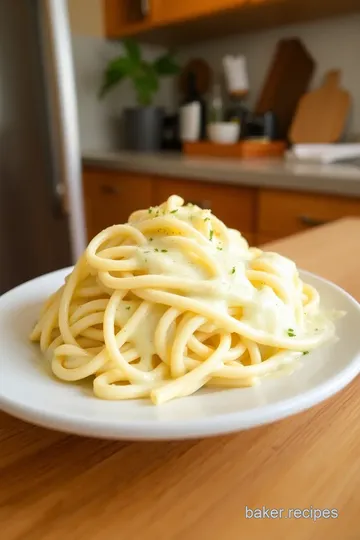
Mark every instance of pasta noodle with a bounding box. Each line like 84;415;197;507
30;195;339;405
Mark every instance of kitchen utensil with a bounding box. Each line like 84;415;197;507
289;70;351;144
255;38;315;139
223;55;249;98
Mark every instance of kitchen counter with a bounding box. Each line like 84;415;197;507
83;150;360;197
1;218;359;539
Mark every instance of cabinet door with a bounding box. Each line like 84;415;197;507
153;0;244;24
153;177;256;240
104;0;151;37
259;189;360;238
83;168;152;241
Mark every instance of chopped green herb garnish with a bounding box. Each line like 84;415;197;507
149;237;153;242
209;229;214;241
170;209;178;214
148;207;153;214
154;248;159;252
303;351;309;355
217;247;223;251
287;328;296;337
126;306;130;310
161;249;168;253
204;217;210;222
231;267;236;275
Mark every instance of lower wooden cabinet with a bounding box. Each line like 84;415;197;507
153;176;256;239
259;189;360;238
83;168;152;240
83;166;360;247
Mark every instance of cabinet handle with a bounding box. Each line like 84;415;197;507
298;215;331;227
188;200;212;210
100;184;119;195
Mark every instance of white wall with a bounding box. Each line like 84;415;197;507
71;35;176;151
179;13;360;138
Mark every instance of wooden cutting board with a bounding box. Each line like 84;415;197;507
289;70;350;143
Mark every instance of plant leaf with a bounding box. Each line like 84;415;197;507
133;62;159;106
98;56;131;98
153;52;180;76
122;39;142;65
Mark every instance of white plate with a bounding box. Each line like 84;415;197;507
0;268;359;440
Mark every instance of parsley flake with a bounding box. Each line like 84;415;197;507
125;306;130;310
217;247;223;251
149;237;153;242
154;248;159;252
148;207;153;214
161;249;168;253
204;217;210;222
287;328;296;337
170;209;178;214
209;229;214;241
231;267;236;275
303;351;309;355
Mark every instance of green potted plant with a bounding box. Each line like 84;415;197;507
99;39;180;152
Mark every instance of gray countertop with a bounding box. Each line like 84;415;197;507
82;150;360;197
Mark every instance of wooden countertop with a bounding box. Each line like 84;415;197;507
1;218;359;540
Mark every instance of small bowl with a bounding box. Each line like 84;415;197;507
208;122;240;144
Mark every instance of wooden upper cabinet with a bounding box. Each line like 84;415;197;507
104;0;154;38
102;0;359;44
152;0;246;24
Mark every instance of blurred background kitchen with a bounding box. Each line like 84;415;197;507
1;0;360;293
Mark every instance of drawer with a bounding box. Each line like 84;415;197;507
259;189;360;236
153;177;256;235
83;168;152;241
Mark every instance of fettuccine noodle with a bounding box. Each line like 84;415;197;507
30;195;339;405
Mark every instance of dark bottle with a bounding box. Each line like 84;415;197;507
182;71;207;140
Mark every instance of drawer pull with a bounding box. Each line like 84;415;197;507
298;215;330;227
188;200;212;210
101;184;119;195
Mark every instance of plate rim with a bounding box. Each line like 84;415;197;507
0;268;359;440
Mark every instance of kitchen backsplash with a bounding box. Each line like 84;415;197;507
179;13;360;139
71;35;176;151
71;13;359;152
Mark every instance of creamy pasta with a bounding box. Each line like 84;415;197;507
30;195;339;405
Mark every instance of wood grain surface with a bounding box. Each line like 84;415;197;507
1;218;359;540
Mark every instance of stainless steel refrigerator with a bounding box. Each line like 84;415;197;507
0;0;86;294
